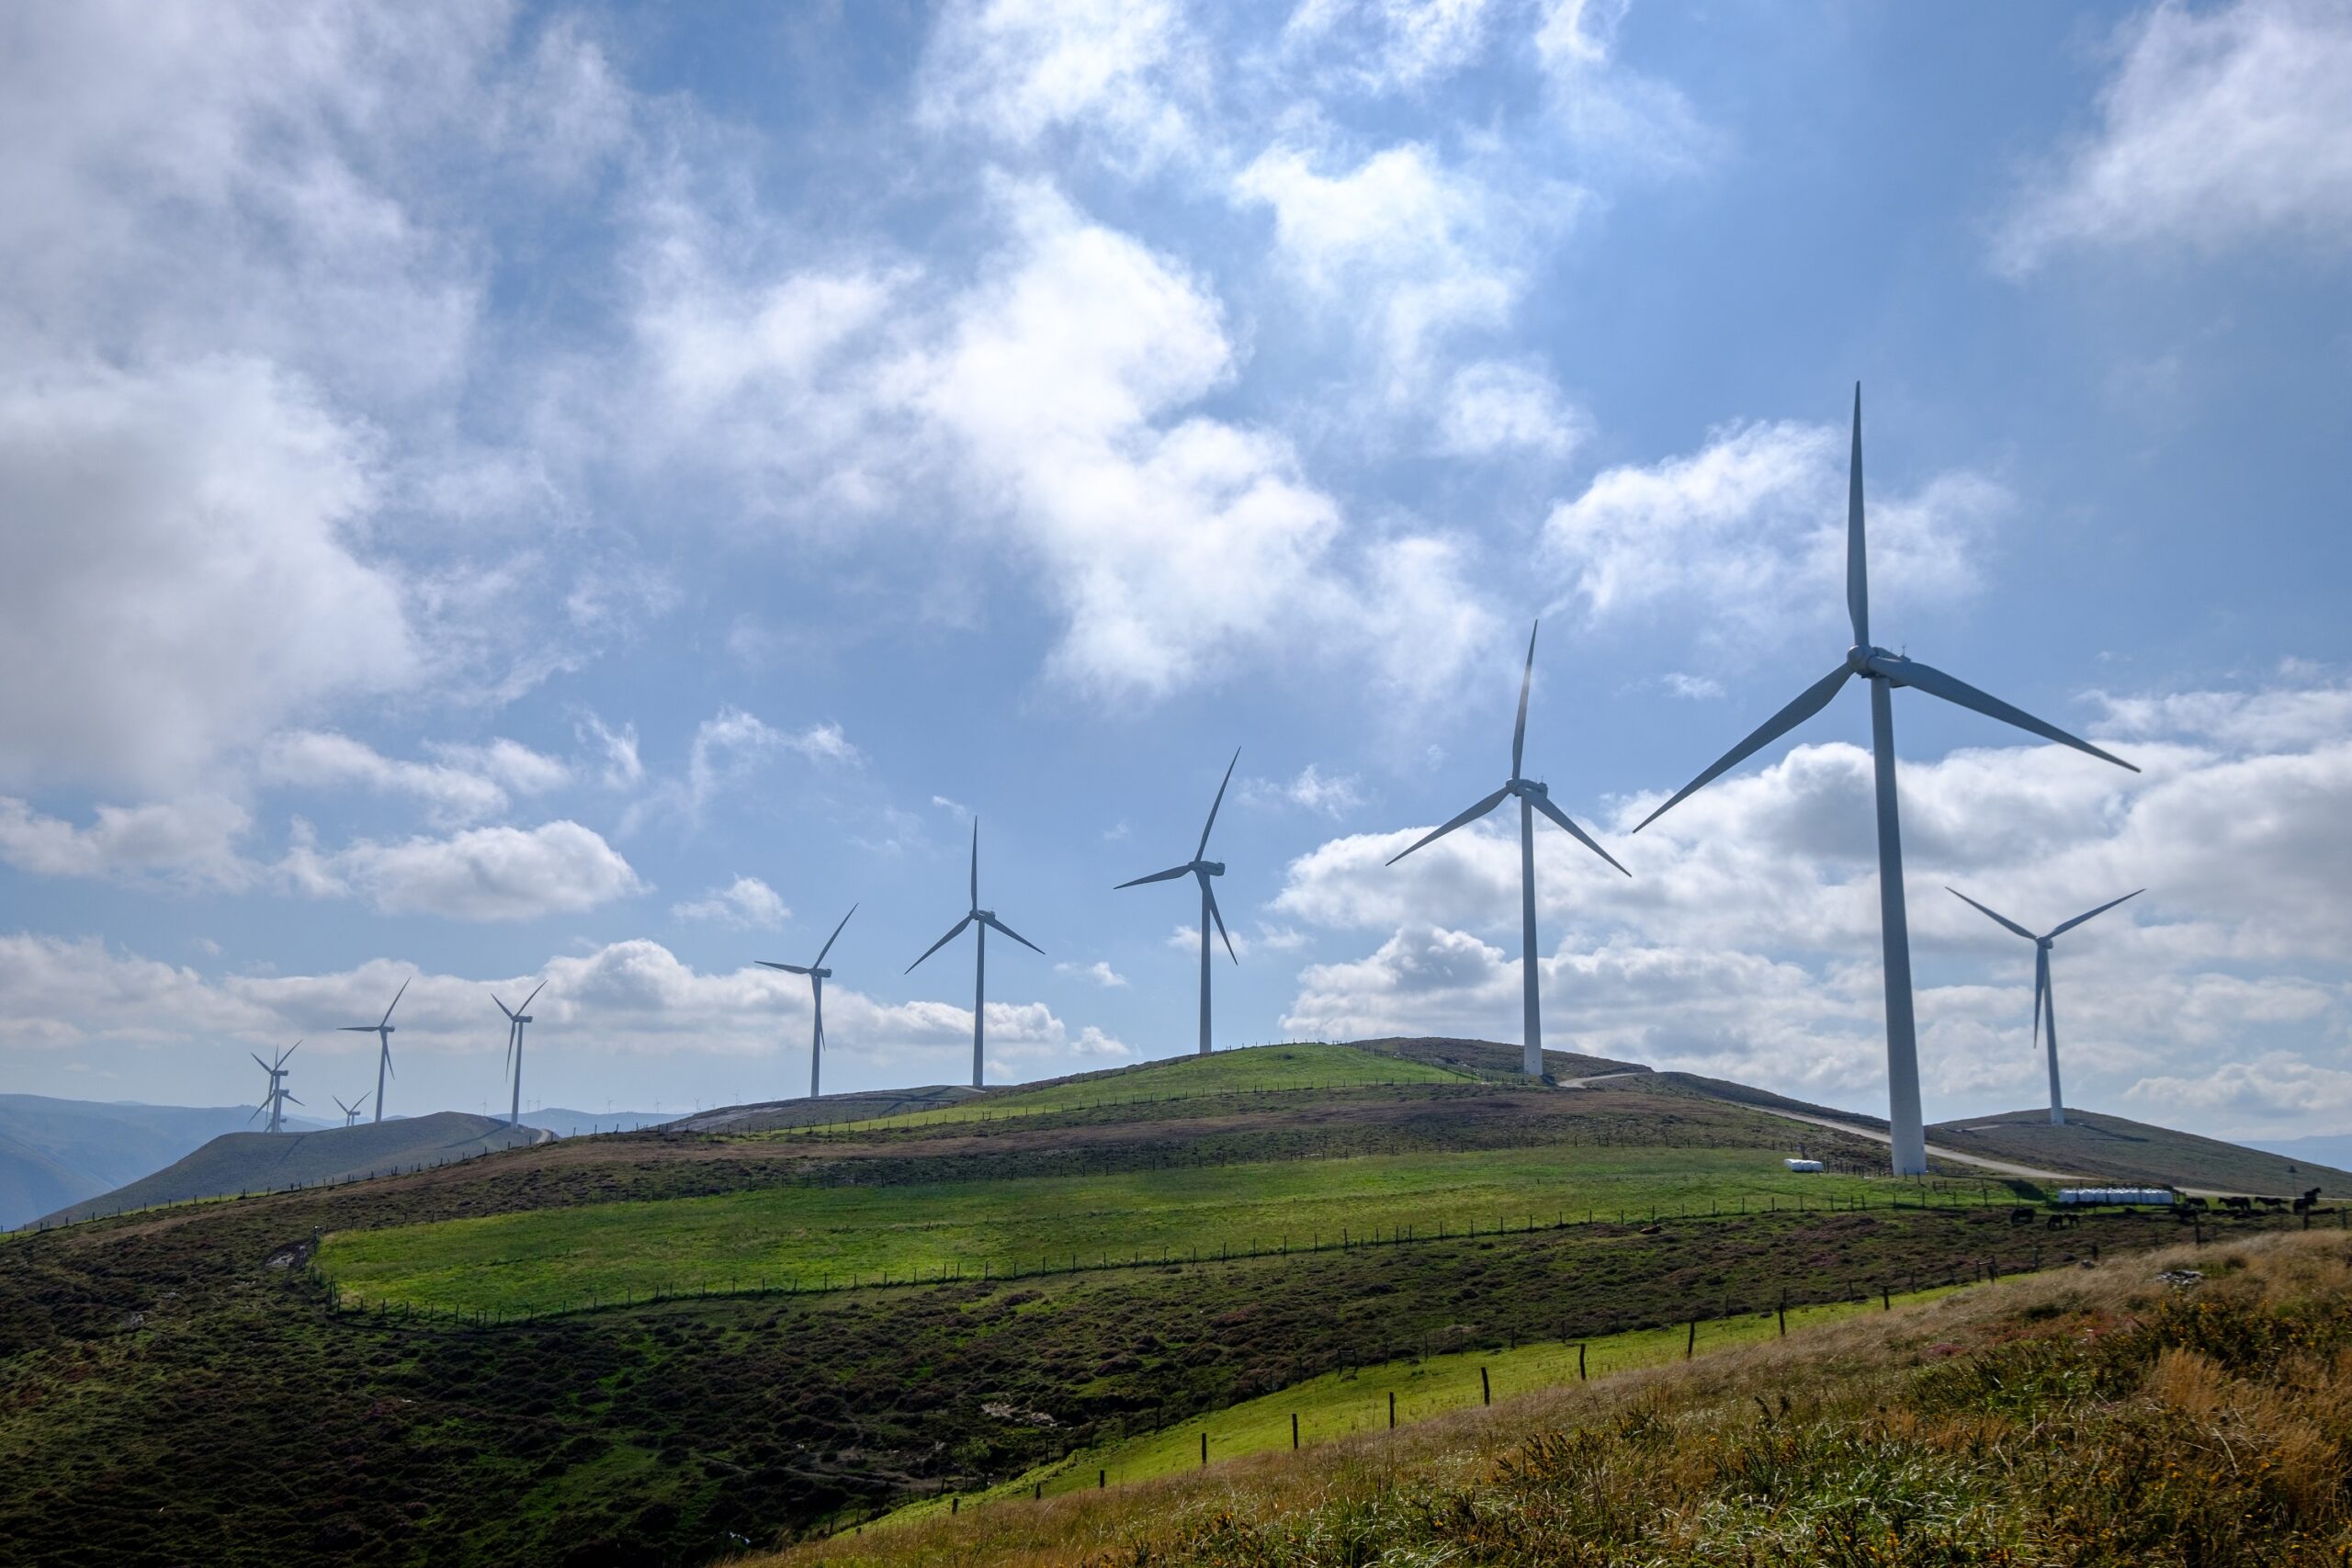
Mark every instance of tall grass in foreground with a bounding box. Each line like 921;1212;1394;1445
763;1231;2352;1567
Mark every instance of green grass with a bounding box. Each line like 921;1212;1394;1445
319;1144;2007;1315
762;1044;1481;1136
880;1281;1970;1523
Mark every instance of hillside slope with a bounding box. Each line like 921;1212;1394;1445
1927;1107;2352;1194
0;1095;329;1228
34;1111;548;1226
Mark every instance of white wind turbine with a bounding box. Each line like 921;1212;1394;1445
1634;386;2138;1174
1948;886;2143;1127
334;1092;370;1128
1117;750;1239;1057
908;820;1042;1089
1386;621;1629;1078
249;1043;300;1134
493;980;547;1128
340;978;409;1123
759;905;857;1099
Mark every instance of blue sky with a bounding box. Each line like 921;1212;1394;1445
3;0;2348;1136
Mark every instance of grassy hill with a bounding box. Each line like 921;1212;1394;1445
1;1040;2336;1567
1926;1107;2352;1194
33;1111;548;1227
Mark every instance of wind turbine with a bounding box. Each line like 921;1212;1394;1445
339;978;409;1124
249;1043;300;1134
493;980;548;1128
333;1092;369;1127
908;819;1042;1089
1948;886;2143;1127
1117;750;1240;1056
759;905;856;1099
1633;386;2138;1173
1386;622;1628;1078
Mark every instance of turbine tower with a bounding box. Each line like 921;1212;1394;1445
249;1043;300;1134
333;1092;369;1127
1117;750;1240;1056
759;905;857;1099
1634;386;2138;1173
1385;622;1628;1078
1948;886;2143;1126
339;978;409;1124
493;980;547;1128
908;819;1042;1089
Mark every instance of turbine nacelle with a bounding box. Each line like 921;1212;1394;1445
1509;778;1548;798
1194;860;1225;878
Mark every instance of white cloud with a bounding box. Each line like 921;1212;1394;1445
258;730;543;826
1662;672;1724;700
673;875;789;930
1997;0;2352;273
1532;0;1719;175
1435;359;1589;459
1057;959;1129;987
1242;763;1368;818
0;358;416;793
575;712;645;790
1541;416;2007;649
916;0;1201;165
0;795;254;891
1280;0;1498;93
291;820;643;921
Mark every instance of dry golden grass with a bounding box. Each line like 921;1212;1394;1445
751;1231;2352;1567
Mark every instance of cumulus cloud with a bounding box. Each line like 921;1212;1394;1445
1435;359;1589;459
288;819;643;921
672;875;789;930
1057;959;1129;987
1242;764;1368;818
1280;0;1500;94
1532;0;1719;175
1542;416;2007;650
916;0;1202;166
259;730;564;826
0;795;255;891
1996;0;2352;272
0;359;416;793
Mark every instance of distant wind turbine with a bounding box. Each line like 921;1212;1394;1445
333;1092;369;1127
493;980;548;1128
1117;750;1240;1057
340;978;409;1123
249;1043;300;1134
1948;886;2143;1127
1634;387;2138;1173
908;820;1042;1089
759;905;857;1099
1386;622;1628;1078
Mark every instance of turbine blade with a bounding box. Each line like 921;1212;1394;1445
980;913;1043;955
1634;663;1854;832
248;1103;263;1124
1195;747;1239;861
1867;655;2139;772
284;1094;303;1107
517;979;547;1012
969;818;979;909
1385;784;1511;866
2049;887;2144;939
337;1025;376;1033
906;915;974;974
2031;949;2047;1054
1512;620;1538;778
1203;878;1238;964
1115;863;1193;889
813;903;857;967
1946;886;2037;942
1848;383;1869;648
252;1053;271;1072
756;961;814;975
285;1041;300;1060
380;976;410;1028
1526;789;1631;876
492;993;517;1021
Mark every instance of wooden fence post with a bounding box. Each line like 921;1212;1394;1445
1200;1432;1208;1469
1577;1343;1587;1381
1685;1319;1696;1359
1291;1413;1299;1450
1388;1392;1396;1428
1481;1366;1490;1405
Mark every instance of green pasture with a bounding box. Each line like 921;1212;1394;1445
318;1143;2010;1315
881;1280;1972;1523
755;1043;1482;1136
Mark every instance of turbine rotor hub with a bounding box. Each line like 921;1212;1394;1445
1197;860;1225;876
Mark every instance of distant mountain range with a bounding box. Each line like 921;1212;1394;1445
0;1095;671;1231
2245;1133;2352;1174
30;1111;551;1228
0;1094;330;1230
